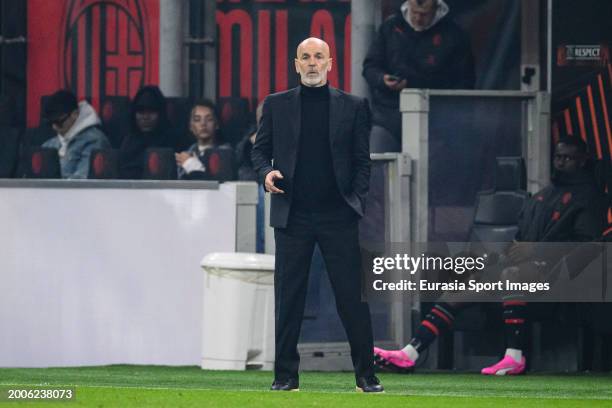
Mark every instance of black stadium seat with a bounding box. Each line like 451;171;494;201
21;125;55;148
100;96;130;149
88;148;119;179
166;97;192;128
39;95;51;126
468;157;528;247
201;147;235;181
0;126;22;178
22;146;61;179
448;157;528;370
166;97;194;150
218;97;253;146
142;147;177;180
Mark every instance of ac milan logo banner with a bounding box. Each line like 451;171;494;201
27;0;159;127
217;0;351;105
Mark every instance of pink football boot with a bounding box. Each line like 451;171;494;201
481;355;526;376
373;347;415;373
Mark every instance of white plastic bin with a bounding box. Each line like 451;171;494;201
200;252;275;370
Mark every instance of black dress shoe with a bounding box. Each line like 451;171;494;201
356;376;384;393
270;378;299;391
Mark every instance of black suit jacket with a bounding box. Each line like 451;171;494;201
251;86;371;228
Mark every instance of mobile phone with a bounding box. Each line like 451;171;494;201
387;74;401;81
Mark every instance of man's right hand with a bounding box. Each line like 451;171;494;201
265;170;285;194
175;152;192;166
383;74;408;91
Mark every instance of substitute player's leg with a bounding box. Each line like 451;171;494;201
481;301;527;375
374;302;460;372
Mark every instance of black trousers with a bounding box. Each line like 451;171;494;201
273;205;375;381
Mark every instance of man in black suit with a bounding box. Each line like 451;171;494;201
251;37;383;393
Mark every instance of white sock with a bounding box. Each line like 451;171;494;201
505;348;522;362
401;344;419;362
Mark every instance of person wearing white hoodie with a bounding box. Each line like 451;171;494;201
363;0;475;152
42;90;110;179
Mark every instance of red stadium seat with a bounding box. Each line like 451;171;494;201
142;147;177;180
88;148;119;179
100;96;130;149
22;146;61;179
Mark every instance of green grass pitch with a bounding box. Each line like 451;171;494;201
1;366;611;407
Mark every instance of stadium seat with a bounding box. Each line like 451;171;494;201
166;97;194;151
218;97;253;146
39;95;51;126
21;146;61;179
0;126;22;177
16;126;56;177
468;157;528;248
202;147;235;181
21;125;55;148
142;147;177;180
451;157;528;370
88;148;119;179
100;96;130;149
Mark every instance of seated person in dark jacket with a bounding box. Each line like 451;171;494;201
362;0;475;152
0;95;21;178
175;99;234;180
374;137;607;376
119;86;177;179
235;101;263;182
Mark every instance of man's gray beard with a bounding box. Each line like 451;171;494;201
302;74;323;86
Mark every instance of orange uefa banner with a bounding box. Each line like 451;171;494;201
27;0;159;127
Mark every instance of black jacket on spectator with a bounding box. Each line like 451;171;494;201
0;127;20;177
363;11;475;112
517;169;606;242
0;94;22;178
119;86;176;179
235;124;258;182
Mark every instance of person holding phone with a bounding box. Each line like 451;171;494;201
363;0;475;152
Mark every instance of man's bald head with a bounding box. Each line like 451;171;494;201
294;37;332;87
296;37;330;59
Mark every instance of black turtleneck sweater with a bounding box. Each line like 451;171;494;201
292;83;345;211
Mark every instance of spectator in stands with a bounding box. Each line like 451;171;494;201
119;85;175;179
176;99;233;180
362;0;475;152
0;95;21;178
42;90;110;179
236;101;265;252
374;137;606;375
235;102;263;182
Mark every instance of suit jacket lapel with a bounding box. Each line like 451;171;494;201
328;87;344;147
287;87;301;147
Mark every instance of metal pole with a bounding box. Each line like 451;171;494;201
159;0;185;97
521;0;541;91
400;89;429;244
351;0;380;97
526;91;551;193
547;0;553;93
202;0;217;101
